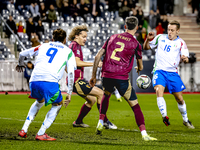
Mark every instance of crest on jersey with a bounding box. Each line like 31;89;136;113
77;50;80;55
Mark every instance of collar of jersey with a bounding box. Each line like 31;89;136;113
166;35;180;41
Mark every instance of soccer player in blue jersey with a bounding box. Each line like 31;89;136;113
143;20;195;129
17;28;77;140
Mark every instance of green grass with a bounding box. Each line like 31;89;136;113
0;94;200;150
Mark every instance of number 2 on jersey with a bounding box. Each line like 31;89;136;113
110;42;125;61
46;48;58;63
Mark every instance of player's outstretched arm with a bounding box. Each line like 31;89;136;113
75;57;93;67
143;32;155;50
89;48;105;87
16;46;40;72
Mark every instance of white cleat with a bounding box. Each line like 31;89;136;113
103;120;117;129
183;120;195;129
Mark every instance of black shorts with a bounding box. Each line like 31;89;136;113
102;77;137;101
73;79;93;98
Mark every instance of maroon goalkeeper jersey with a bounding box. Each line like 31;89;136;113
68;41;84;82
101;32;142;80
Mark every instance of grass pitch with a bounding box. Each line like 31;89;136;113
0;94;199;150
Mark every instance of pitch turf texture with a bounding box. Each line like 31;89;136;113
0;94;199;150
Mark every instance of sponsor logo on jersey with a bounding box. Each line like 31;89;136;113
161;40;165;42
77;50;80;55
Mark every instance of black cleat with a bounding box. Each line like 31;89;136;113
163;116;170;126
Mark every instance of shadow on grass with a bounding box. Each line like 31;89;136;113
71;140;162;147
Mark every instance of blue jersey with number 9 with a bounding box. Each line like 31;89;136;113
19;42;76;83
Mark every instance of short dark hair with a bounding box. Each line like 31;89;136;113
169;20;180;30
68;25;88;41
125;16;138;30
53;28;67;43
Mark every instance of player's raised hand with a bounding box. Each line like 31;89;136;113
181;55;189;63
16;65;26;72
63;94;71;108
89;77;96;87
147;32;155;40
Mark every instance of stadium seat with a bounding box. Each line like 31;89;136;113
0;42;6;52
105;17;114;25
19;35;28;44
95;17;104;24
116;29;124;34
87;54;95;61
100;23;109;32
24;41;32;49
89;23;100;32
51;23;59;31
66;16;74;25
110;23;120;32
0;53;5;60
96;30;105;38
3;49;11;58
76;16;84;25
16;41;24;52
42;22;50;33
60;22;69;31
7;3;15;13
86;17;94;25
82;47;91;57
104;11;110;19
2;14;9;20
15;16;25;24
87;29;95;37
22;10;31;20
86;42;95;50
91;36;100;45
7;54;15;61
1;9;9;16
57;16;64;25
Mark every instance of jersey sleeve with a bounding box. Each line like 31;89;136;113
149;34;162;50
72;44;81;58
19;45;41;57
18;45;41;66
66;50;77;95
180;40;189;57
135;44;142;59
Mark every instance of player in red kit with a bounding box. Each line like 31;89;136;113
68;25;117;129
90;16;157;141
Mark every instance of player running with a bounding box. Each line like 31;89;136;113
143;20;195;129
17;28;77;140
67;25;117;129
90;16;157;141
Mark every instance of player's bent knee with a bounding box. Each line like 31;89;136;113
127;99;138;107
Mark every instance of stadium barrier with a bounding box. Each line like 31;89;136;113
0;60;200;92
